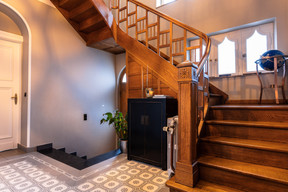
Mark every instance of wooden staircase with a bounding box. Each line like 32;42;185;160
197;105;288;192
48;0;288;191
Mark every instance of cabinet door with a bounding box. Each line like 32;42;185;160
129;102;145;158
144;102;163;163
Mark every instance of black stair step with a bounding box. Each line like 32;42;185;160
58;148;66;152
38;148;86;169
81;156;87;160
38;146;121;170
70;152;77;156
36;143;52;151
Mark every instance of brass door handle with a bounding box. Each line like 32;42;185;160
11;93;18;105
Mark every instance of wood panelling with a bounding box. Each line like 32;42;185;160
126;54;177;99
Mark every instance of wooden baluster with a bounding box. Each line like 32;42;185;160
117;0;120;23
176;60;199;187
135;7;137;38
157;16;160;55
200;38;203;58
145;10;148;47
184;30;187;60
170;22;173;64
126;1;128;33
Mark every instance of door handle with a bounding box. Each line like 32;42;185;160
11;93;18;105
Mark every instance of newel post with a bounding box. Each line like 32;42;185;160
175;60;199;187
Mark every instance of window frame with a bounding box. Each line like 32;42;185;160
156;0;176;7
207;21;275;78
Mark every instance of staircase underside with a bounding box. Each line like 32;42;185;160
90;37;125;54
51;0;125;54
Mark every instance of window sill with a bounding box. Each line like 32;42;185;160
210;71;274;79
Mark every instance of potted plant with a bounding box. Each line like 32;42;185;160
100;110;128;153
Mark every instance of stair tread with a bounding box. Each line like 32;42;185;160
197;180;244;192
198;155;288;185
206;120;288;129
166;177;244;192
210;105;288;110
201;136;288;153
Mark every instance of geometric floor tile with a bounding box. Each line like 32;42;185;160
0;152;169;192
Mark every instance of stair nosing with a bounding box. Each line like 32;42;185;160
201;136;288;153
205;120;288;129
210;105;288;110
198;156;288;186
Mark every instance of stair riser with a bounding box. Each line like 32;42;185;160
200;142;288;169
209;109;288;122
209;96;223;106
206;124;288;143
199;165;288;192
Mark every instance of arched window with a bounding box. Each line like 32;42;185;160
218;37;236;75
122;73;127;83
246;30;267;71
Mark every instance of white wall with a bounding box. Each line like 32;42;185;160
142;0;288;101
1;0;117;158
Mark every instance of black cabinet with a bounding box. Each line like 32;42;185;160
128;98;177;170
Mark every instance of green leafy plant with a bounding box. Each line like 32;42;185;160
100;110;128;140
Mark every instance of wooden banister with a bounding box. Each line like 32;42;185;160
109;0;211;188
110;0;210;67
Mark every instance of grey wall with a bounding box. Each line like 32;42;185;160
1;0;117;158
139;0;288;101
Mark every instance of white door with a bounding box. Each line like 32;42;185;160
0;31;22;151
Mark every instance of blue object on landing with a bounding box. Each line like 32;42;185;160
255;50;286;71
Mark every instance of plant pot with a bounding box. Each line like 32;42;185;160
120;140;128;153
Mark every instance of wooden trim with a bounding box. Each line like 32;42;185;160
148;23;158;28
137;16;146;21
148;36;157;41
187;45;200;50
169;22;173;64
225;99;287;105
128;0;208;39
159;44;170;48
172;37;185;42
127;11;136;16
119;6;127;12
137;29;146;34
157;16;160;55
159;29;170;34
128;23;136;28
172;52;184;57
145;10;148;47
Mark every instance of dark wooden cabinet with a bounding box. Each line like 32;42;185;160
128;98;177;170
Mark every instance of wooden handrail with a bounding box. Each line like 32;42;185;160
127;0;207;40
110;0;211;71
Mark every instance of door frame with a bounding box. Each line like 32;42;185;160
0;1;32;148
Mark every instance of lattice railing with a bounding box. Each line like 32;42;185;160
109;0;211;137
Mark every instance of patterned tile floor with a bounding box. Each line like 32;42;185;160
0;151;169;192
